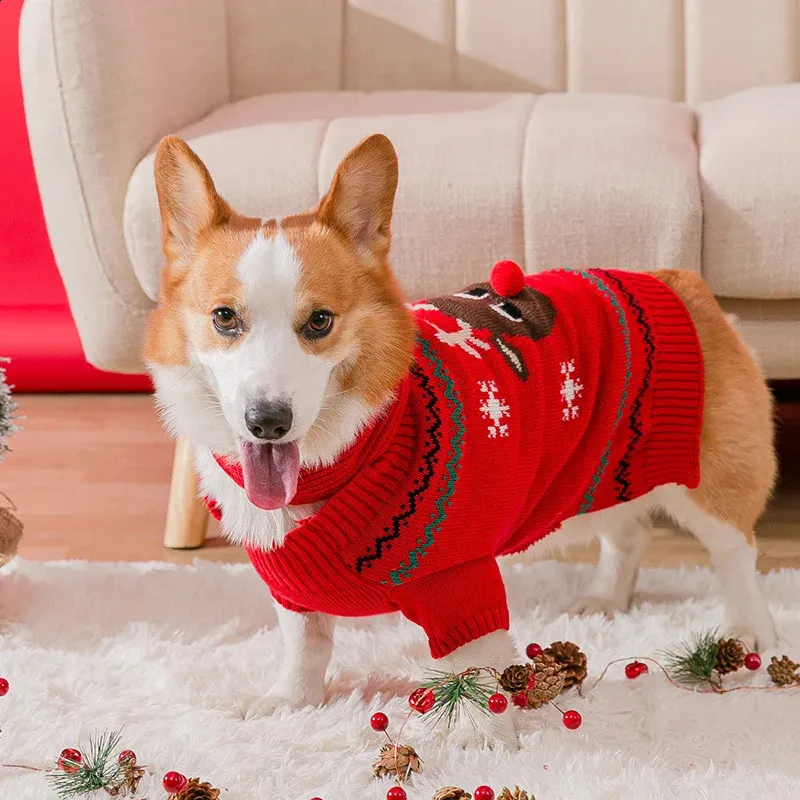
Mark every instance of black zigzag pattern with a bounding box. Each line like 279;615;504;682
602;273;655;502
355;363;442;573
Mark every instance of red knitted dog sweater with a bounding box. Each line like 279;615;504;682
207;268;704;658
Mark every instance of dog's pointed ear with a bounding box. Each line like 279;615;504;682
318;134;398;259
154;136;231;262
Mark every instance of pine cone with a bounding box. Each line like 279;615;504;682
527;653;565;708
500;664;534;693
532;652;561;675
767;655;800;686
174;778;221;800
714;638;746;675
498;788;533;800
0;506;23;568
544;641;587;689
432;788;472;800
107;762;146;797
373;743;422;782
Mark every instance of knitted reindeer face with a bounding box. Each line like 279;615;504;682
427;279;556;381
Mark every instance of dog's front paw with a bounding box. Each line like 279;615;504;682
244;682;325;719
448;710;519;752
569;595;630;618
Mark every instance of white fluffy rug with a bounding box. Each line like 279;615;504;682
1;558;799;800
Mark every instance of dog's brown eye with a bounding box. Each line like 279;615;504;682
212;307;239;334
303;310;334;339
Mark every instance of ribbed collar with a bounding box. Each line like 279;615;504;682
213;376;411;506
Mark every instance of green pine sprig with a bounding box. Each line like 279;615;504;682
47;730;126;798
422;669;496;728
660;629;723;689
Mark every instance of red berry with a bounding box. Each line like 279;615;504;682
527;674;537;690
0;678;8;697
162;771;188;794
408;687;436;714
387;787;407;800
562;710;582;730
474;787;495;800
625;661;648;679
370;712;389;732
744;652;762;671
512;692;528;709
58;749;82;774
525;643;543;660
488;693;508;714
490;260;526;298
117;750;136;765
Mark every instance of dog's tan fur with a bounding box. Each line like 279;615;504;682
655;270;777;542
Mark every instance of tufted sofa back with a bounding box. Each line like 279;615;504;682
20;0;800;376
217;0;800;103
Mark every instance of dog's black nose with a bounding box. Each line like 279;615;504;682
245;401;293;441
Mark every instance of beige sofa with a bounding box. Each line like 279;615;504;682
20;0;800;547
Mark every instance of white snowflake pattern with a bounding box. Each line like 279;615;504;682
479;380;510;438
559;360;584;421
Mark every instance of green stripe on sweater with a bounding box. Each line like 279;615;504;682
391;337;464;584
577;271;632;513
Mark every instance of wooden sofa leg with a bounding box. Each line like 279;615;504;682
164;438;208;549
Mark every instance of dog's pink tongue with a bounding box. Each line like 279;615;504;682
240;441;300;510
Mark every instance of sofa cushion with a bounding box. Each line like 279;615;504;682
125;91;699;302
699;85;800;300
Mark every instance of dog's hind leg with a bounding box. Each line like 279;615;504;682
569;512;651;617
652;270;777;651
662;486;776;651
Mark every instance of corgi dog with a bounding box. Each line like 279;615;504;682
144;134;777;749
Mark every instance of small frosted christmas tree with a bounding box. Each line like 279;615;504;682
0;357;22;565
0;357;18;461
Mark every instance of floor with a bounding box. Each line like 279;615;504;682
4;393;800;570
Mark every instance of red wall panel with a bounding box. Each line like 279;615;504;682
0;0;150;392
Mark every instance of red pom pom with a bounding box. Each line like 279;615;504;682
0;678;8;697
625;661;648;679
562;710;582;730
488;693;508;714
58;749;82;774
408;688;435;714
387;787;407;800
371;712;389;732
512;691;528;709
117;750;137;765
162;771;188;794
474;786;495;800
744;652;762;671
490;260;525;298
525;642;543;660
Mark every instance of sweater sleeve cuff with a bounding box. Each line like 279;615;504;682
391;557;510;659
